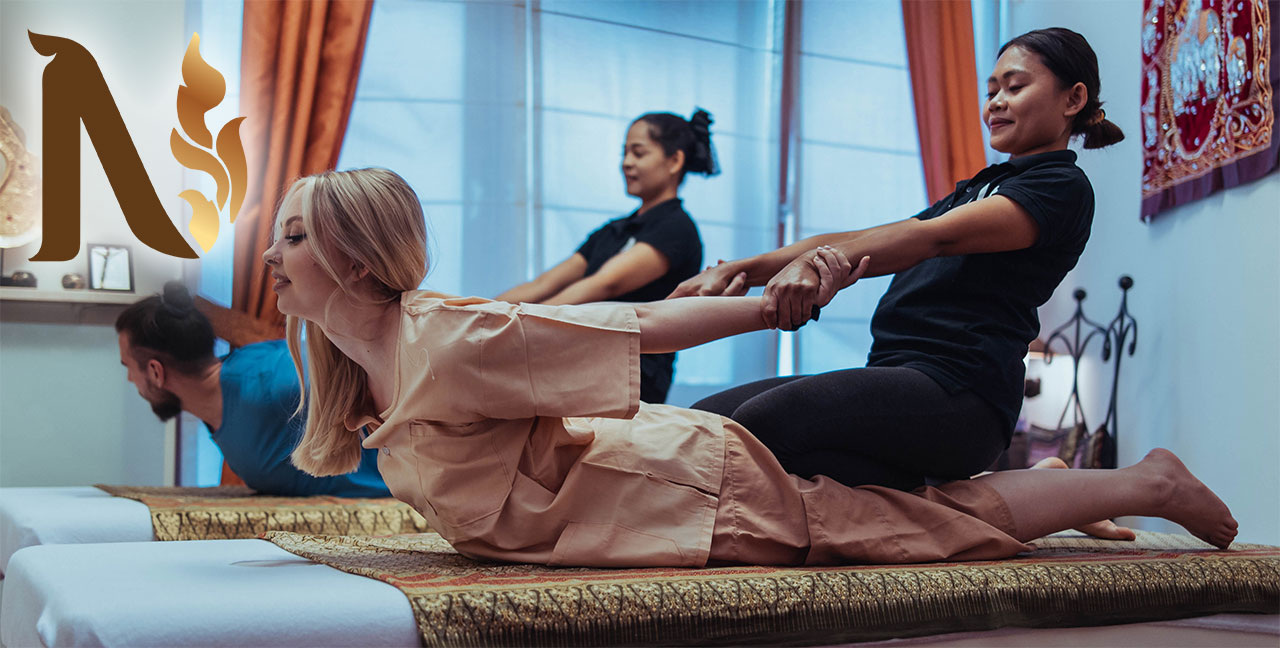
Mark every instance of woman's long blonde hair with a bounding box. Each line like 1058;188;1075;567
281;168;428;476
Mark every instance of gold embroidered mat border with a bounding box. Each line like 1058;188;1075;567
265;529;1280;647
95;485;429;541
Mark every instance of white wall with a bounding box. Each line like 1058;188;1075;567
0;0;196;487
0;310;169;486
0;0;194;293
1009;0;1280;543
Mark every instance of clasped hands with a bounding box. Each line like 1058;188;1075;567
670;247;871;331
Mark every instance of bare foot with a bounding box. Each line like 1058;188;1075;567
1032;457;1136;540
1134;448;1238;549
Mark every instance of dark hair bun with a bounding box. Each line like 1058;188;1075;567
685;108;719;177
689;109;713;134
161;280;195;314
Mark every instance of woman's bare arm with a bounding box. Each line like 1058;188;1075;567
633;296;768;353
496;254;588;303
668;230;857;298
637;249;868;353
544;243;670;305
670;195;1040;329
763;195;1038;329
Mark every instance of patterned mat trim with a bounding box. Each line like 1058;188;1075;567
96;485;429;541
266;529;1280;646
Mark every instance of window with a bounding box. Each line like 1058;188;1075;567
791;0;926;375
185;0;244;486
204;0;928;414
338;0;794;405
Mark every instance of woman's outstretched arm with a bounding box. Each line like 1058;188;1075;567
496;254;588;303
668;230;858;298
634;296;768;354
762;196;1038;329
670;195;1040;329
636;249;868;353
543;243;670;305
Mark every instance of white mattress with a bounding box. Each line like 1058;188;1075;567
2;536;1274;648
0;487;152;574
0;539;419;648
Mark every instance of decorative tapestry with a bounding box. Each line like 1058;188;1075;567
1142;0;1277;219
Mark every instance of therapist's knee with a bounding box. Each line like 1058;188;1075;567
690;392;735;418
930;431;1008;478
730;397;790;449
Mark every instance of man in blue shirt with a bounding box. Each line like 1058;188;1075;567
114;283;388;497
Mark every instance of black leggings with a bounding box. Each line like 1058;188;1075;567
691;367;1010;491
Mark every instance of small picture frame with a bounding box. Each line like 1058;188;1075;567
86;243;134;292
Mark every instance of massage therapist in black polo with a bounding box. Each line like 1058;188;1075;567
497;109;717;403
675;28;1126;490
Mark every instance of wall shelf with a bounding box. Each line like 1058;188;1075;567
0;287;140;305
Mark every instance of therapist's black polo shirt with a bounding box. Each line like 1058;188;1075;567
867;149;1095;434
577;198;703;403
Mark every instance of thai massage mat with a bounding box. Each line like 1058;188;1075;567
267;529;1280;646
95;484;429;541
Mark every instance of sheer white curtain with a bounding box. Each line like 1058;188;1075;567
972;0;1012;165
184;0;244;486
337;0;784;406
791;0;927;375
338;1;529;302
537;1;783;404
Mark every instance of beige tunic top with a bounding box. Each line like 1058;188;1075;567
349;292;727;567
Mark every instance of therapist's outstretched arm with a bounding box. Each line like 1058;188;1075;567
635;248;867;353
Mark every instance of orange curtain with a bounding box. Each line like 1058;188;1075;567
232;0;374;326
901;0;987;204
224;0;372;486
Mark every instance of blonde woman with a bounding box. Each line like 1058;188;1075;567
262;167;1236;568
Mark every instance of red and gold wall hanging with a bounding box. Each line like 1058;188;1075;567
1141;0;1277;220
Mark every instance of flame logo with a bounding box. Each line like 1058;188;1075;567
170;33;246;253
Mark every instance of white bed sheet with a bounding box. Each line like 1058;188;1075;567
2;535;1274;648
0;539;419;648
0;487;152;574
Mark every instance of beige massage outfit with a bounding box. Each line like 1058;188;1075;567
351;292;1031;568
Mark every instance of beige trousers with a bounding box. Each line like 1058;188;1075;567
708;426;1032;566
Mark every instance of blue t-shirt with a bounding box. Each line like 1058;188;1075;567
209;340;390;497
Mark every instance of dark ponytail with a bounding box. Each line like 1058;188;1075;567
999;28;1124;149
115;280;217;374
633;108;721;181
1079;109;1126;150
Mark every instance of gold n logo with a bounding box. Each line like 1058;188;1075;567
27;31;246;261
